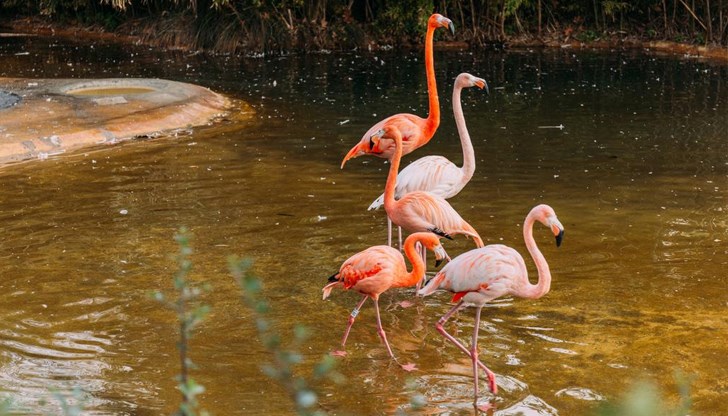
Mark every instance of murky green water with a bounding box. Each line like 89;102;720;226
0;35;726;415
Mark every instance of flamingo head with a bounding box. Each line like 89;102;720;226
429;14;455;35
416;232;451;267
456;73;489;94
372;125;402;143
532;204;565;247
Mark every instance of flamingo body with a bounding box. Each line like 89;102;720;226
376;125;484;247
322;232;448;370
341;14;454;167
417;204;565;408
368;73;487;246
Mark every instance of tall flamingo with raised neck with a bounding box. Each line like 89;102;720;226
376;125;484;254
417;204;564;409
340;13;454;167
368;73;488;246
322;232;449;371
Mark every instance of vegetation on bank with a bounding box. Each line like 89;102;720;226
0;0;726;53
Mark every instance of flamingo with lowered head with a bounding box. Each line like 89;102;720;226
417;204;564;409
322;232;449;371
340;13;454;167
376;125;484;252
368;73;488;247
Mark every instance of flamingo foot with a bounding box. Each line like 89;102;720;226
486;371;498;395
397;300;415;309
331;350;348;357
400;362;418;372
476;401;495;412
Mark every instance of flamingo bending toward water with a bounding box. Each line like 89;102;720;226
417;204;564;409
340;13;454;167
368;73;488;247
376;125;484;255
322;232;449;371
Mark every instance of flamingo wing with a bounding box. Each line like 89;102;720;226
368;156;463;211
419;245;526;300
342;114;428;166
337;246;404;296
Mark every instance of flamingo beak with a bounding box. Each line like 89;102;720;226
433;245;450;268
448;21;455;35
341;143;366;169
555;229;564;247
475;78;490;95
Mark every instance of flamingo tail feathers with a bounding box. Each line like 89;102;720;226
368;194;385;211
322;281;343;300
417;273;446;297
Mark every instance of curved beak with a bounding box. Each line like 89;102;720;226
555;229;564;247
340;142;366;169
475;78;490;95
433;245;450;268
448;21;455;36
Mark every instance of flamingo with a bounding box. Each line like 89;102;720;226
376;125;484;258
417;204;564;409
368;73;488;247
340;13;454;167
322;232;449;371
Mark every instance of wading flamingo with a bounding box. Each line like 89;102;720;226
368;73;488;247
377;125;484;258
417;204;564;409
340;13;454;167
322;232;449;371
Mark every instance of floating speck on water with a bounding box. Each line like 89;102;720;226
317;215;327;222
119;209;128;215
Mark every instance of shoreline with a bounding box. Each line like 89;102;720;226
2;17;727;62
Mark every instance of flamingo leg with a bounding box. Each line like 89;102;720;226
472;306;482;403
372;297;396;360
435;301;498;395
387;217;393;247
340;295;368;349
398;226;403;250
373;297;417;371
415;242;426;291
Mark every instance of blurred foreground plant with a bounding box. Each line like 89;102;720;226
154;228;210;416
595;372;692;416
229;257;341;416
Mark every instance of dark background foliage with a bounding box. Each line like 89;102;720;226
1;0;726;54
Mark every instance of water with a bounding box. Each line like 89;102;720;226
0;35;727;415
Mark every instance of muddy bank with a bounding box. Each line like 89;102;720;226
0;77;244;166
2;16;727;62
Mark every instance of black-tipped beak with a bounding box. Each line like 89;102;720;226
555;230;564;247
435;258;443;268
483;81;490;95
368;136;375;150
448;22;455;36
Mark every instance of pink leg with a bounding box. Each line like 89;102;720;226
435;302;498;395
337;295;368;353
387;217;393;247
471;307;482;403
398;226;403;250
373;298;417;371
415;242;426;291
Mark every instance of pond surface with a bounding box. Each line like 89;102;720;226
0;34;726;415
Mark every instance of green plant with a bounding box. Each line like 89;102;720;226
154;228;210;416
229;257;340;416
594;373;692;416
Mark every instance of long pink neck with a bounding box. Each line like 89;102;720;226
452;83;475;182
383;132;403;213
393;236;427;288
423;24;440;135
519;212;552;299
